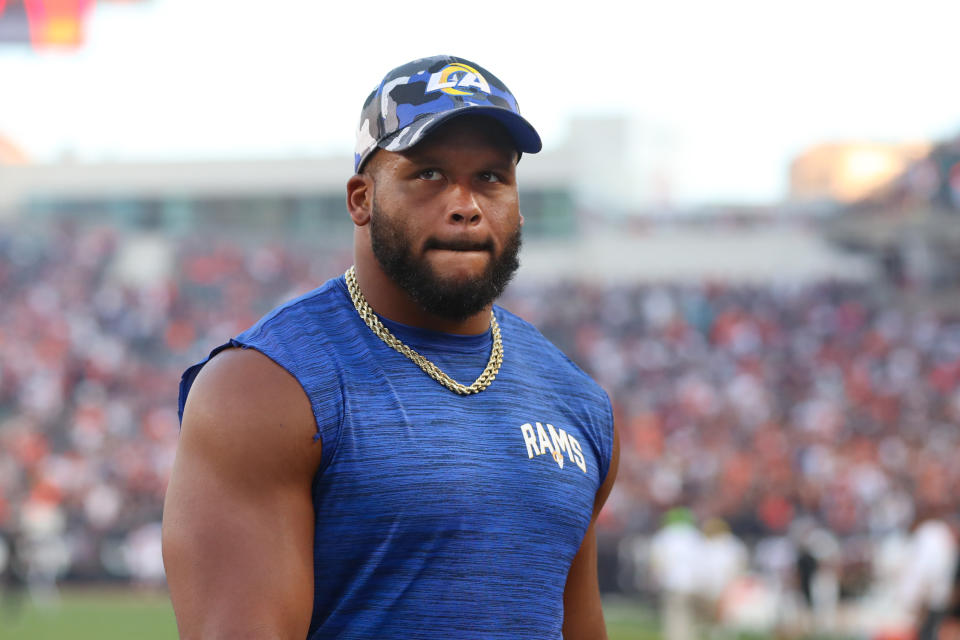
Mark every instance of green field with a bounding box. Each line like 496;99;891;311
0;590;662;639
0;589;179;640
0;590;856;639
604;600;663;640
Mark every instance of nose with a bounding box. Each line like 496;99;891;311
446;183;482;226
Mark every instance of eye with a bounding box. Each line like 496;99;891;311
418;168;441;181
479;171;502;183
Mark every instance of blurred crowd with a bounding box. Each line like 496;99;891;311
0;224;348;589
1;223;959;635
504;274;960;636
508;278;960;541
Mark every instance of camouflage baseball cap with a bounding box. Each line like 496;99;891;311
354;55;542;173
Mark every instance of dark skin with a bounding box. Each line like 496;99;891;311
347;116;521;335
162;115;619;639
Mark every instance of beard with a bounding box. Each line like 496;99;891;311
369;200;522;323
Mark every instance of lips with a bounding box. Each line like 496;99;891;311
424;237;494;252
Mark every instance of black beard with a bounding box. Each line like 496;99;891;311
369;201;522;322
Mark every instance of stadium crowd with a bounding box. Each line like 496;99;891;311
515;278;960;542
506;276;960;634
0;222;958;631
0;224;349;587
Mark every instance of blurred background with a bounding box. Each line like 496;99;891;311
1;1;959;638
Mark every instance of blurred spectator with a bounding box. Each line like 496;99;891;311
699;517;748;628
898;512;958;639
649;507;702;640
941;548;960;639
792;519;841;635
0;525;26;618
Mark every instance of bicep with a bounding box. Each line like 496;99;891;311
562;419;619;640
562;521;606;640
162;349;321;640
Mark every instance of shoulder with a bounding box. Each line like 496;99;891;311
243;276;352;343
180;274;351;463
236;276;366;381
181;347;322;477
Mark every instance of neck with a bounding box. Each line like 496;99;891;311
351;253;493;335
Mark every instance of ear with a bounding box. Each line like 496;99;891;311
346;174;373;226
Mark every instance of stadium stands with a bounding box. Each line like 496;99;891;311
1;222;957;604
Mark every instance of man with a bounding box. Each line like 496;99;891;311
899;510;959;640
0;525;26;619
698;517;748;630
648;508;703;640
162;55;619;640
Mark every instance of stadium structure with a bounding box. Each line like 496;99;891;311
818;134;960;309
0;116;875;285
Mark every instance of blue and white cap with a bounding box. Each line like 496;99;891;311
354;55;542;173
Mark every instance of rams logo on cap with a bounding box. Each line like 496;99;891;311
426;62;491;96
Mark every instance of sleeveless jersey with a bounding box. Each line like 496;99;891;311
179;275;615;640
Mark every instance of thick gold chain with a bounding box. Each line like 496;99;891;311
344;266;503;395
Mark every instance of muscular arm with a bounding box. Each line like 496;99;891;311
162;349;323;640
562;420;620;640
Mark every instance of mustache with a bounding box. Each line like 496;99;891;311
423;237;495;252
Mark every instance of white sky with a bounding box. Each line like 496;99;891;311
1;0;958;204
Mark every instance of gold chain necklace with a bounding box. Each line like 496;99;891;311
344;265;503;395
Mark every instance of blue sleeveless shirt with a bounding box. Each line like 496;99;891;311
179;275;615;639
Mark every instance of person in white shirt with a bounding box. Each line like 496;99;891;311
899;513;959;639
649;508;704;640
699;518;749;626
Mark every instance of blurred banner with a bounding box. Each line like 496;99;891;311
0;0;32;44
0;0;93;48
0;0;145;49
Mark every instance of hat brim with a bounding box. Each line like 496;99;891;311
361;105;542;171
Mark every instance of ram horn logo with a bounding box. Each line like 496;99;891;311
425;63;491;96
